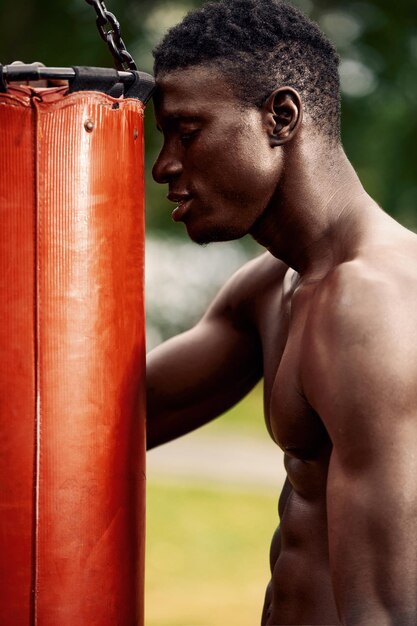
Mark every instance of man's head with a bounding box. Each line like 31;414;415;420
152;0;342;245
153;0;341;140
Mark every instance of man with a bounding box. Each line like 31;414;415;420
146;1;417;624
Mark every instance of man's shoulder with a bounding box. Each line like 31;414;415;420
220;251;289;307
307;248;417;351
205;251;289;330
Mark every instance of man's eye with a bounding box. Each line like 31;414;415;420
179;129;199;143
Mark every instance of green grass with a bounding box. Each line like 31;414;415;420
145;382;281;625
145;480;278;626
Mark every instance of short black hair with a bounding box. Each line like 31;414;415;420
153;0;341;140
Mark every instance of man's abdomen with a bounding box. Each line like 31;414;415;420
263;456;341;625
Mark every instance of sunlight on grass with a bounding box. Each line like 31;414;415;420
146;481;278;626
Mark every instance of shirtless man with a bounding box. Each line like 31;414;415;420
146;1;417;624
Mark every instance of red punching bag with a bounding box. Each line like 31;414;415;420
0;69;152;625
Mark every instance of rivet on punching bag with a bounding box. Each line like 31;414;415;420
0;67;153;625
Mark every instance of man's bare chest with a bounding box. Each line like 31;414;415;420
257;272;329;461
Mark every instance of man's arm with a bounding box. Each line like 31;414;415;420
302;264;417;626
146;256;281;449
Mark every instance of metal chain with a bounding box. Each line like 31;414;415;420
85;0;137;72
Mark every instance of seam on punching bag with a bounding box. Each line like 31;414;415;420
30;92;40;626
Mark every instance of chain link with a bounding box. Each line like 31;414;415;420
85;0;137;72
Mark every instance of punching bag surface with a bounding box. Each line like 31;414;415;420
0;86;146;625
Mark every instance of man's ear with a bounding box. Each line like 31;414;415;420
263;87;303;146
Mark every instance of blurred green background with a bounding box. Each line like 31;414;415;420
1;1;415;624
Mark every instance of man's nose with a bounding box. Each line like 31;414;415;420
152;148;182;184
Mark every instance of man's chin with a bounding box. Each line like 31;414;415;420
185;222;244;246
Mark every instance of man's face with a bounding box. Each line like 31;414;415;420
152;65;283;244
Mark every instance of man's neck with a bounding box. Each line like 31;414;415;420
250;140;394;280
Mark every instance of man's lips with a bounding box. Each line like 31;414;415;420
167;193;193;222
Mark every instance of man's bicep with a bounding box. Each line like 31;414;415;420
146;307;262;448
147;312;262;408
